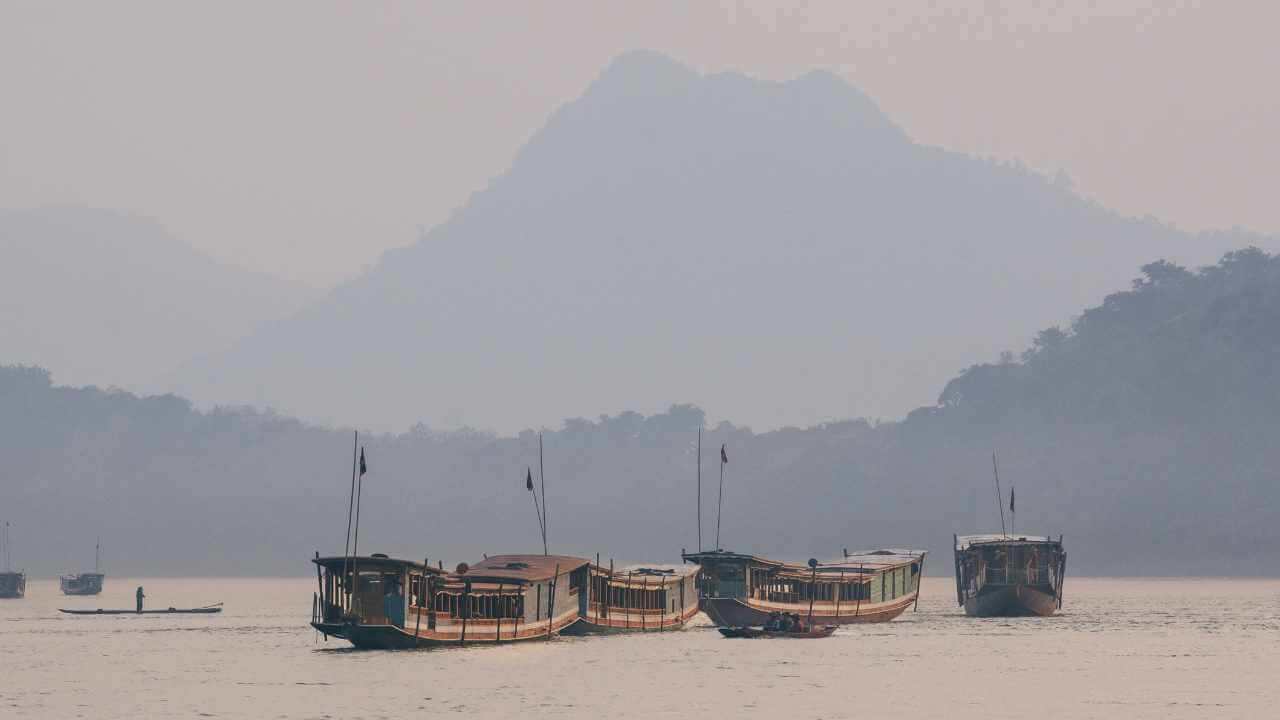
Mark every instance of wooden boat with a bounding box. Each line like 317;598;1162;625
681;548;927;626
59;603;223;615
562;563;700;635
954;534;1065;617
311;553;591;649
0;523;23;599
718;625;837;639
61;539;105;595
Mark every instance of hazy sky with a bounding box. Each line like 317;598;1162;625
3;1;1276;288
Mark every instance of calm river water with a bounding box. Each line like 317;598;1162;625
2;577;1277;718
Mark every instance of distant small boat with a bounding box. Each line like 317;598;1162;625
60;573;105;596
61;538;105;595
0;571;24;599
59;602;223;615
718;625;837;639
0;522;24;599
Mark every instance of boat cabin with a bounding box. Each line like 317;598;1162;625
955;535;1064;590
571;562;700;634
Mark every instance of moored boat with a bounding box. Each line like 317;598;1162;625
681;548;927;626
718;625;836;639
954;534;1065;617
61;538;105;595
563;562;700;635
0;571;24;599
60;573;105;596
59;603;222;615
310;553;591;648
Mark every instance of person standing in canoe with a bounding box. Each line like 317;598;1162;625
136;586;145;613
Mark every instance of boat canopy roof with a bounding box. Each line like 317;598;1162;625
312;555;441;574
955;535;1061;551
683;548;926;576
592;563;699;587
461;554;590;584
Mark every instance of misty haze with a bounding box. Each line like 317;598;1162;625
3;3;1278;719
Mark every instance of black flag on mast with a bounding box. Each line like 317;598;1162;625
359;447;367;476
721;444;728;464
1009;486;1015;513
526;467;534;492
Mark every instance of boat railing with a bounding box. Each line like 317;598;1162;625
985;567;1049;586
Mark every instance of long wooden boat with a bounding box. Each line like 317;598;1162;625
954;534;1065;617
0;571;24;599
718;625;836;639
311;553;591;649
562;563;700;635
681;548;927;626
59;603;222;615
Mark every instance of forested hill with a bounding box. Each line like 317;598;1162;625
4;250;1279;577
910;246;1280;435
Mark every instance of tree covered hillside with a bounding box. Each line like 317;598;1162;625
4;250;1279;577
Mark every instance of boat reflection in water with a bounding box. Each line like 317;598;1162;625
681;548;927;627
310;553;701;649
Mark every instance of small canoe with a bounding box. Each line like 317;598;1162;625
718;625;837;639
59;602;222;615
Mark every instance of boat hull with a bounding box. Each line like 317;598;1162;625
963;584;1058;617
312;617;575;649
719;625;836;639
700;594;915;627
59;607;222;615
562;604;699;636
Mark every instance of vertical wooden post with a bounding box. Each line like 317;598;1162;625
913;553;927;612
854;563;864;618
414;560;425;640
641;575;648;631
606;559;613;622
460;580;470;646
625;572;633;630
835;568;843;620
315;551;324;609
496;582;504;643
546;563;560;640
806;560;818;629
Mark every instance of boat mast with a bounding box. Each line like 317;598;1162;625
715;444;727;551
991;451;1007;537
342;430;358;609
696;428;702;553
538;433;548;555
